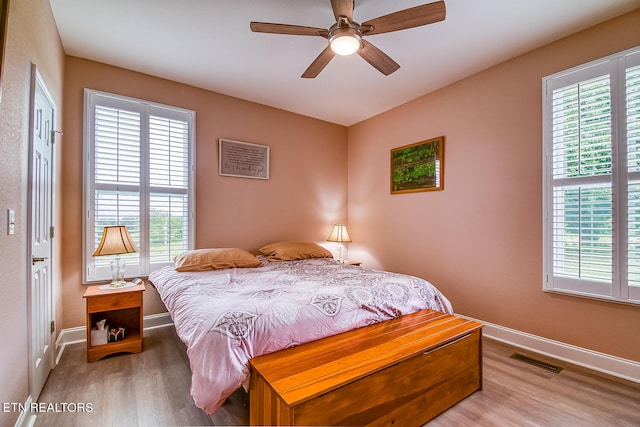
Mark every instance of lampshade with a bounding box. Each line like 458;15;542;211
93;226;138;256
327;224;352;243
94;226;138;288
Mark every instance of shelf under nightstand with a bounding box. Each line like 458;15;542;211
83;282;145;362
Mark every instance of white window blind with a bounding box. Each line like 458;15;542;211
627;62;640;292
84;90;195;282
543;46;640;304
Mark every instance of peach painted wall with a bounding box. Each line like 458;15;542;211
347;10;640;362
0;0;65;425
60;57;348;329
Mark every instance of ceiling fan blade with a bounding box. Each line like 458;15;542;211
357;40;400;76
302;46;336;78
360;1;446;36
250;22;329;38
331;0;354;21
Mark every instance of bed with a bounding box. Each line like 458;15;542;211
148;242;453;415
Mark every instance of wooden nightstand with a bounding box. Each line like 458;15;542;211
83;282;145;362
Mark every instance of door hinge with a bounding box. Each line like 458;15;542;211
50;226;54;239
50;320;55;334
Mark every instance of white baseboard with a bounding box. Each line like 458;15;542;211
458;314;640;383
143;312;174;330
54;326;84;365
12;395;35;427
54;312;174;364
55;311;639;383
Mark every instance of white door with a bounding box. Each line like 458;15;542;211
28;66;55;401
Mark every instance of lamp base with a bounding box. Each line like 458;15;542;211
100;281;137;290
110;256;126;287
336;243;345;262
107;280;128;289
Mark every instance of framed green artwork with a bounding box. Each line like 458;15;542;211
391;136;444;194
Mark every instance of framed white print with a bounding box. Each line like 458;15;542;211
219;138;270;180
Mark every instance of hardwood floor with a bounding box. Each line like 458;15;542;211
35;326;640;426
35;326;214;427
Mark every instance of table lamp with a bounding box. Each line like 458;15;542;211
93;225;138;288
327;224;352;262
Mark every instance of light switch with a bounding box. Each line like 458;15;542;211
7;209;15;235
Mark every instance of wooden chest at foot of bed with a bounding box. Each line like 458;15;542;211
249;309;483;426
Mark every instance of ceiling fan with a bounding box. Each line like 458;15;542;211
250;0;446;78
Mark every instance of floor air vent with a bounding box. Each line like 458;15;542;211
510;353;564;373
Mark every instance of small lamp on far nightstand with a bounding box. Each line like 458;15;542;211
327;224;352;262
93;225;138;288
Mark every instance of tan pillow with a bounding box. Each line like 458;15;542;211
174;248;262;272
259;241;333;261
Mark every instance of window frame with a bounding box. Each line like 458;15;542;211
542;45;640;305
82;89;196;283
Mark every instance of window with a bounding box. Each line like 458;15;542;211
83;90;195;282
543;46;640;304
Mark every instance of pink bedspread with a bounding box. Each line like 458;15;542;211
149;258;453;414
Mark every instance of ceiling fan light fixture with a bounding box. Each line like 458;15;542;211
329;30;361;56
251;0;447;77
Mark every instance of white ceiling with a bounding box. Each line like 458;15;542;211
49;0;639;126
